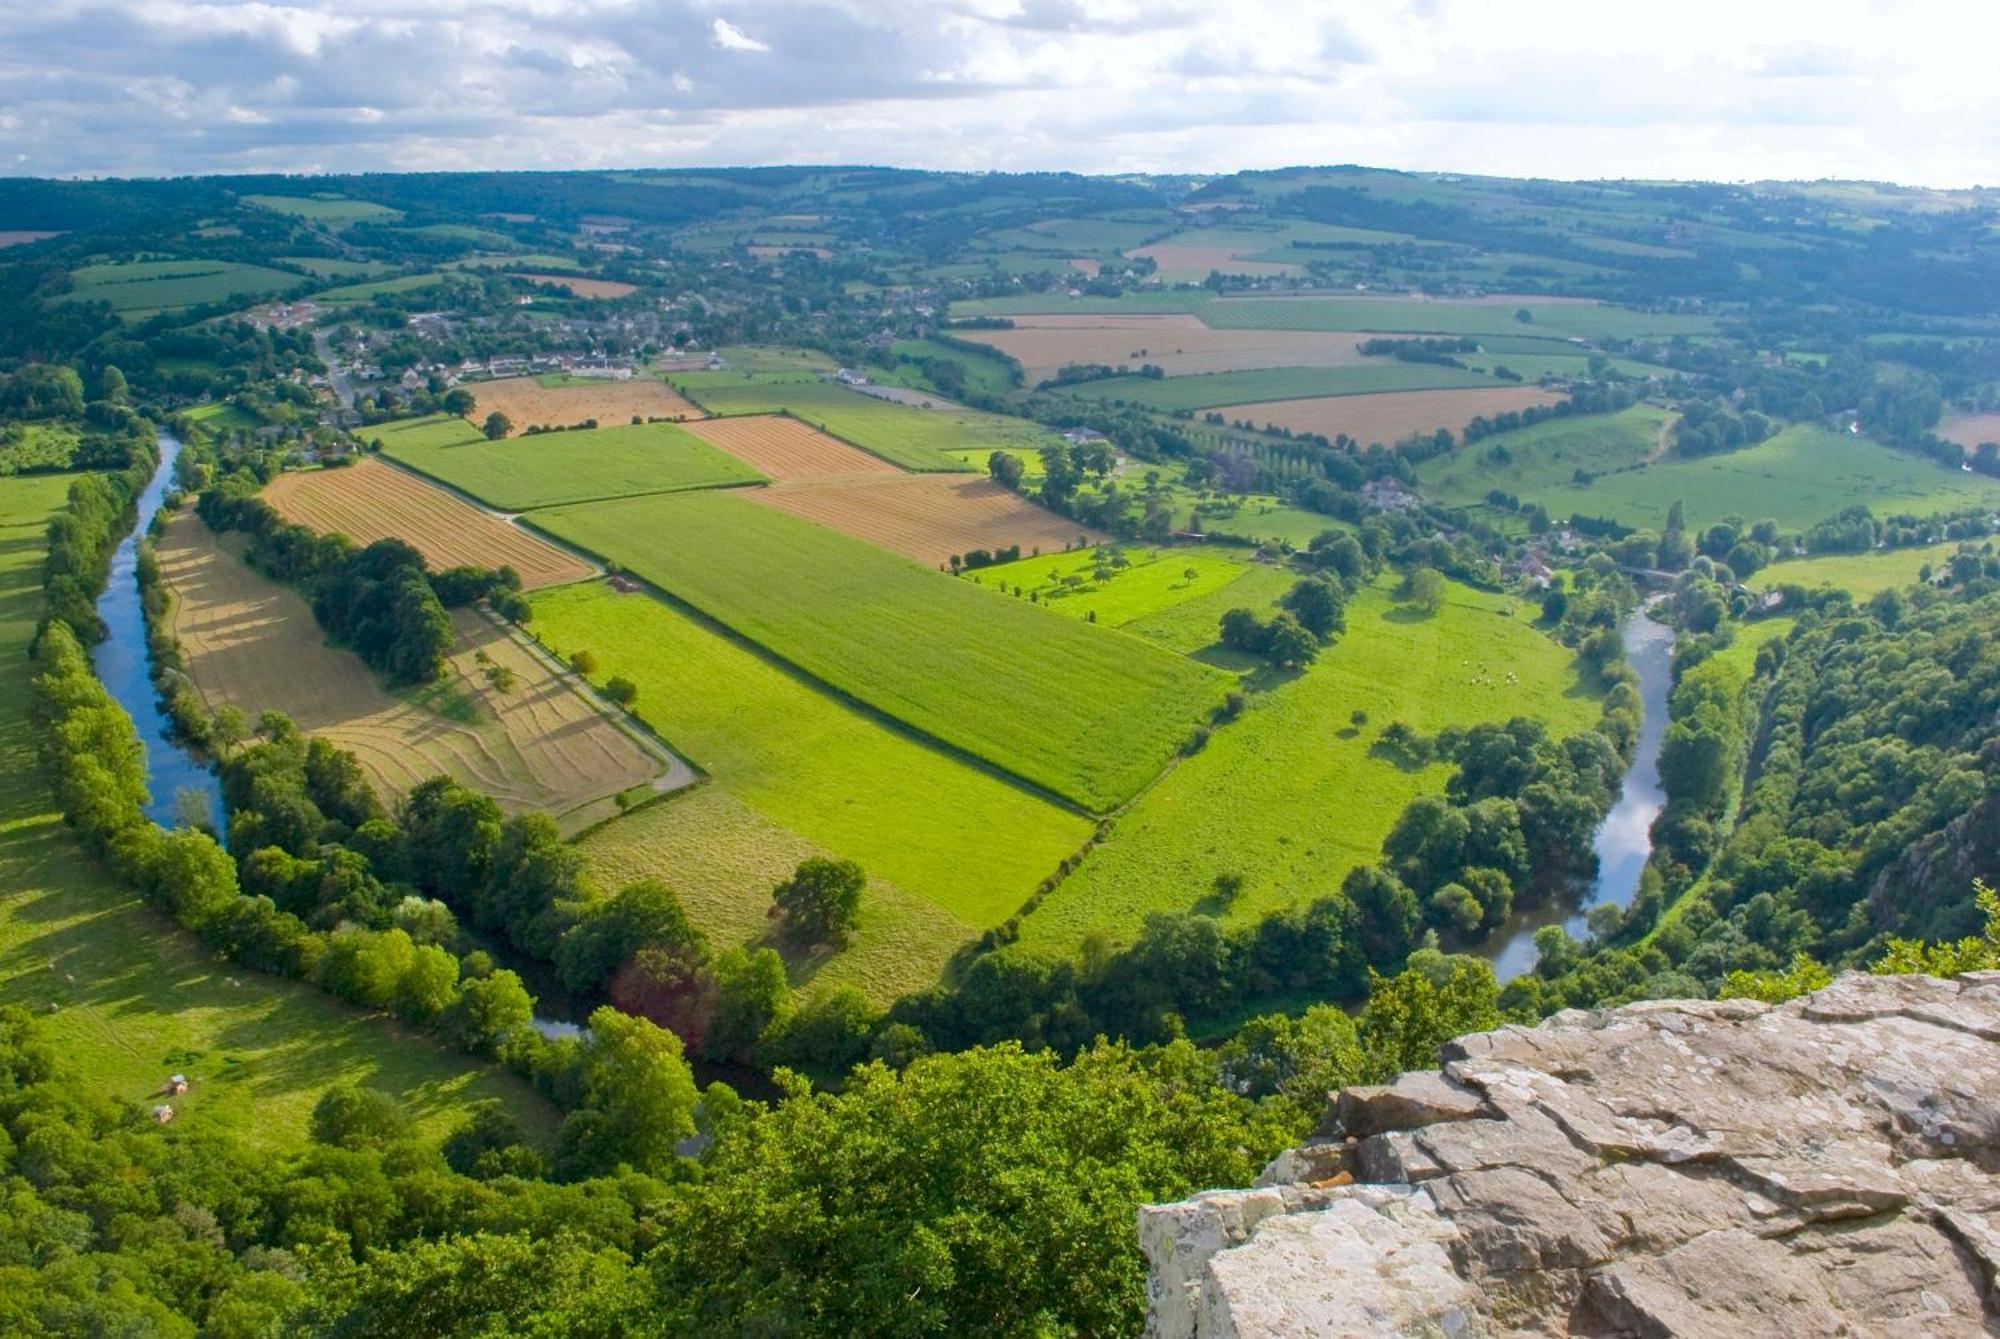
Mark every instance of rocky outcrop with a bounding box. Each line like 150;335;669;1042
1142;972;2000;1337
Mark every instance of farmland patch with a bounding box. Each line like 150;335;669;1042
954;313;1384;383
678;414;896;481
380;417;760;510
158;512;670;832
1016;579;1601;954
530;490;1230;812
261;456;591;587
748;472;1102;566
462;375;699;434
509;273;638;299
1224;385;1565;446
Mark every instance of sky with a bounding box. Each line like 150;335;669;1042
1;0;1996;186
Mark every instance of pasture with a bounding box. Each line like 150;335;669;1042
530;490;1231;812
241;193;401;225
1226;385;1565;447
1750;541;1970;598
315;272;452;303
954;312;1382;383
533;582;1094;999
671;375;1035;472
678;414;896;481
0;421;79;474
463;375;699;434
64;259;301;315
748;472;1101;566
1505;425;2000;531
158;513;672;833
261;457;592;587
0;477;552;1150
379;417;763;510
509;273;638;299
1059;362;1504;412
1418;406;1675;508
1016;579;1603;954
967;544;1292;654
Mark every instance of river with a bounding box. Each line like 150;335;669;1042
90;432;226;833
1487;607;1674;981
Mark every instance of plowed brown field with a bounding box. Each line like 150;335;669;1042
1940;412;2000;451
678;414;895;481
157;512;678;832
957;313;1378;383
466;375;698;434
748;473;1102;565
1225;386;1566;447
262;457;590;588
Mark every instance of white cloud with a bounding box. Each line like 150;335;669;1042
0;0;1994;184
710;17;769;52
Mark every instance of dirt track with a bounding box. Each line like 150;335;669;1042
262;457;590;588
157;511;680;832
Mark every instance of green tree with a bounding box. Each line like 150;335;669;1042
1359;954;1502;1082
1281;575;1347;640
772;857;865;947
561;1007;699;1177
441;387;476;416
705;945;793;1062
310;1084;412;1150
483;410;512;440
1400;566;1445;615
1261;612;1318;667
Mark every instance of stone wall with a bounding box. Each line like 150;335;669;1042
1141;972;2000;1336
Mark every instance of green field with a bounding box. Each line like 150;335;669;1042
531;491;1231;812
1056;362;1501;411
317;272;453;302
0;474;551;1150
1017;579;1602;954
277;256;394;279
378;415;764;509
1504;425;2000;531
972;543;1299;659
533;583;1093;1000
63;259;302;314
242;193;402;225
953;291;1717;341
0;421;79;474
670;375;1042;472
1751;541;1969;597
1419;406;1674;508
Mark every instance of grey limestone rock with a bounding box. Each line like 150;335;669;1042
1140;973;2000;1337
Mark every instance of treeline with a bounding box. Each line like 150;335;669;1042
1357;335;1479;366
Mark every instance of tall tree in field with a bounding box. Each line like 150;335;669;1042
772;857;865;947
483;410;512;440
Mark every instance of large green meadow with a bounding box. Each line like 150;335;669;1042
1418;406;1673;508
531;491;1230;812
533;582;1092;1001
0;475;551;1150
670;374;1046;472
377;415;763;509
967;544;1288;653
953;291;1717;341
241;194;402;225
1751;541;1970;598
1502;425;2000;531
1016;579;1602;954
1056;362;1500;411
63;259;302;316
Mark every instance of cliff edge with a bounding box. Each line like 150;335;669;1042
1142;972;2000;1337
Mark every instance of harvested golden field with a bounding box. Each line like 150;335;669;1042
1225;385;1566;447
464;375;699;434
262;457;590;588
749;473;1102;566
508;273;637;299
1939;412;2000;450
157;512;679;833
957;312;1377;383
678;414;896;481
749;244;832;259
